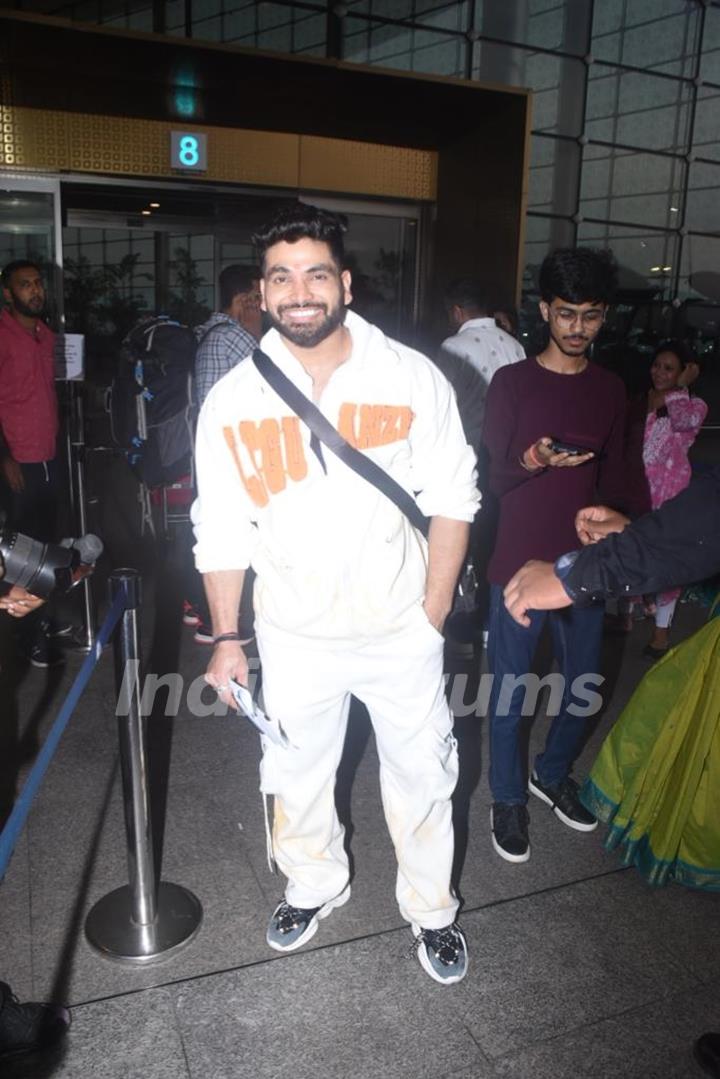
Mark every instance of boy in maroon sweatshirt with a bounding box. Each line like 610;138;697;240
482;247;641;863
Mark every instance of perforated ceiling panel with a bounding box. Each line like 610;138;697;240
0;107;437;200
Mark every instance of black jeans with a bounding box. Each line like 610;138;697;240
4;459;60;542
2;458;61;646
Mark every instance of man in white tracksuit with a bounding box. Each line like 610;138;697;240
192;204;479;985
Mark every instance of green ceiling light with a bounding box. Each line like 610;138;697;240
173;66;199;119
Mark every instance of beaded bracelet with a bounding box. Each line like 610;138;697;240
526;442;545;469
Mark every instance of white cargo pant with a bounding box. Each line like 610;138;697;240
257;612;459;929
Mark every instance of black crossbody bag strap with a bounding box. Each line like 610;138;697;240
252;348;430;538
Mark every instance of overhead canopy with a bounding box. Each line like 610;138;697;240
0;11;530;320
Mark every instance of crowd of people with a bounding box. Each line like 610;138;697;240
190;205;718;983
1;204;718;1070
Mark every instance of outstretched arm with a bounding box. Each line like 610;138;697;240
504;467;720;625
565;469;720;601
575;504;630;545
503;561;573;627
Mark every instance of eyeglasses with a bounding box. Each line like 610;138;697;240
549;306;605;328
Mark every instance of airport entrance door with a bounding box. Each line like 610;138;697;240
60;179;423;378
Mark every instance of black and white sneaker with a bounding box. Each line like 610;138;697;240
0;980;70;1061
491;803;530;862
266;886;350;952
28;639;65;669
528;771;597;831
410;922;468;985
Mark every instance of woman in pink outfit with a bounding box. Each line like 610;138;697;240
641;341;707;657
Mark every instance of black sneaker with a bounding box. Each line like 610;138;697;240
528;771;598;832
0;981;70;1061
266;886;350;952
491;803;530;863
694;1033;720;1078
28;639;65;669
410;922;468;985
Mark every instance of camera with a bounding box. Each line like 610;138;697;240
0;514;103;599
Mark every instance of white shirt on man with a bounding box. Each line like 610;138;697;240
440;317;525;385
192;309;479;642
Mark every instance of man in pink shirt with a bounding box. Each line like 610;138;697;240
0;260;64;667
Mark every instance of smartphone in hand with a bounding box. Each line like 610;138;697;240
548;439;594;456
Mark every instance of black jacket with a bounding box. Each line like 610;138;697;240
564;464;720;601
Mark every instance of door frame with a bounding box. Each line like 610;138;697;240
59;172;425;333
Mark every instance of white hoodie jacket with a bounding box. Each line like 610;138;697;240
192;310;479;644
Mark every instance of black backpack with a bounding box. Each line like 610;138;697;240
109;315;197;488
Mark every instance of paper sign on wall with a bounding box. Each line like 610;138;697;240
55;333;85;380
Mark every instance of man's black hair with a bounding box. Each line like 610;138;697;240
654;338;696;368
2;260;42;288
539;248;617;306
443;277;494;315
253;203;347;271
218;264;260;309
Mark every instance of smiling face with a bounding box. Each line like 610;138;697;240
3;264;46;319
260;238;352;350
540;298;606;357
650;349;683;392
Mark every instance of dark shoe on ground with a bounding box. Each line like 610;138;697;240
28;638;65;669
0;980;70;1061
410;922;468;985
266;886;350;952
643;643;669;661
193;622;214;644
491;802;530;862
694;1033;720;1078
182;601;201;627
528;771;597;832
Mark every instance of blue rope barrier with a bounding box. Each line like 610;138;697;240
0;585;129;879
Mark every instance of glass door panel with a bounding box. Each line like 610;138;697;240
0;177;62;324
302;195;422;341
341;212;418;341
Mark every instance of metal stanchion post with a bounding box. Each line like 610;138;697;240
85;570;203;963
70;389;96;653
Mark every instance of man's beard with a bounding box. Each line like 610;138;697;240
550;325;590;357
267;300;346;348
10;290;46;319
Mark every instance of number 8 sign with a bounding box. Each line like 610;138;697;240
170;132;207;171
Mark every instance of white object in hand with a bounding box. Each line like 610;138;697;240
229;680;293;748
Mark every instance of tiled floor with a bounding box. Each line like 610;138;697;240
1;569;718;1079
